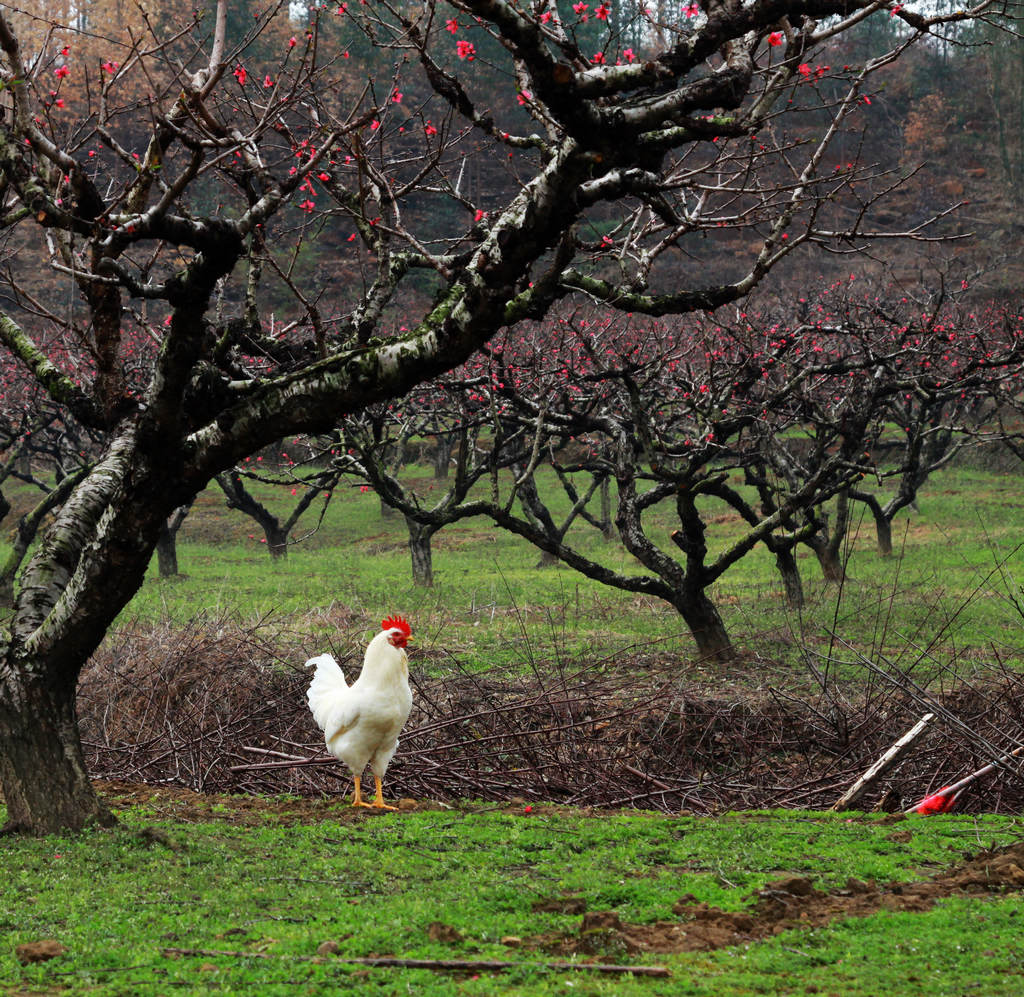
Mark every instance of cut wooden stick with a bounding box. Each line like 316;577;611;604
832;713;934;812
161;946;670;977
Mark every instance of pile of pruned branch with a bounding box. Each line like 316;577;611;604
77;615;1024;814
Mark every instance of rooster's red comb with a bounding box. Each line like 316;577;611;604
382;615;411;637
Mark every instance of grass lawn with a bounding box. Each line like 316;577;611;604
113;461;1024;679
3;788;1024;996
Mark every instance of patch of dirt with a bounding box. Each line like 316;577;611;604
533;842;1024;956
94;779;447;826
14;941;67;965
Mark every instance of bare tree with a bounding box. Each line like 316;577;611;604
0;0;1004;832
334;381;529;586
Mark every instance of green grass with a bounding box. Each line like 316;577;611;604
107;461;1024;676
3;798;1022;995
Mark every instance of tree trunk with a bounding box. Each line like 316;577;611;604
265;525;289;559
155;528;179;576
808;537;846;584
805;491;849;583
676;590;735;663
599;476;616;541
875;515;893;558
406;517;435;586
155;504;191;577
0;676;115;834
216;472;289;559
850;490;893;557
432;434;454;479
0;428;190;835
775;547;805;609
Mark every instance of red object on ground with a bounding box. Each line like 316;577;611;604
914;787;958;815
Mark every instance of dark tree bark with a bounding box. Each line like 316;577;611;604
774;547;805;610
599;476;616;541
0;679;116;834
406;516;437;587
804;490;851;584
155;505;191;578
216;472;290;559
672;589;735;665
431;433;455;479
849;490;894;557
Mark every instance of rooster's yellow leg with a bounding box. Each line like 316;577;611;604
352;774;385;809
371;775;399;811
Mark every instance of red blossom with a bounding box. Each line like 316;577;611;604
456;39;475;60
233;65;247;85
54;64;69;79
768;31;782;46
445;17;458;32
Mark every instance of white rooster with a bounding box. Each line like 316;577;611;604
305;616;413;810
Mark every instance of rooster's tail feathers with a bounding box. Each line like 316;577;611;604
305;653;349;732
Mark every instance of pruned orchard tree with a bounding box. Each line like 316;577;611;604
333;377;530;587
0;0;1004;832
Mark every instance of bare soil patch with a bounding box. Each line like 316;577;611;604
533;842;1024;956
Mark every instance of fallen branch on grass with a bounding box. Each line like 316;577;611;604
161;946;671;977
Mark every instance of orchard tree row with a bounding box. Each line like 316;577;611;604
203;283;1024;662
3;278;1020;665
